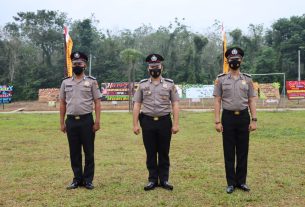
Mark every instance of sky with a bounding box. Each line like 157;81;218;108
1;0;305;33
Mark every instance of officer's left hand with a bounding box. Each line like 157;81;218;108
93;122;100;132
171;125;179;134
249;121;257;131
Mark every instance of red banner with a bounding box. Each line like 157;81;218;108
286;81;305;100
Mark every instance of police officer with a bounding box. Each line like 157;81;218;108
59;51;101;190
213;47;257;194
133;54;179;191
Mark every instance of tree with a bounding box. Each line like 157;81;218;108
267;14;305;80
254;46;278;82
120;48;143;110
11;10;68;66
193;35;208;83
230;29;242;46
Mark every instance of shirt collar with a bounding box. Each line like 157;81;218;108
227;72;243;80
149;76;163;83
72;75;86;81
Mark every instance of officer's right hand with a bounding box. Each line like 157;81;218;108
133;125;141;135
215;123;223;133
60;123;66;133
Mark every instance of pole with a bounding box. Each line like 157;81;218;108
283;73;286;99
128;64;132;112
298;50;301;81
63;28;67;77
132;64;135;110
89;53;92;76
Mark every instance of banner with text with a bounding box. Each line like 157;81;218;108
0;85;13;103
182;84;214;98
286;80;305;100
101;82;139;101
258;83;280;102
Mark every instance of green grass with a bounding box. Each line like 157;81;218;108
0;111;304;207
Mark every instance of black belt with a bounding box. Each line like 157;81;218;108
223;108;248;116
67;113;92;120
141;113;170;121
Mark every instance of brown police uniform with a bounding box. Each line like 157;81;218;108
60;75;101;185
133;77;179;183
213;72;256;187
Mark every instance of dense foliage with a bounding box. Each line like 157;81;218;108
0;10;305;100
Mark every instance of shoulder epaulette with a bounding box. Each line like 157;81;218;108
164;78;174;83
217;73;226;78
242;73;252;78
140;79;148;83
87;76;96;80
62;76;70;80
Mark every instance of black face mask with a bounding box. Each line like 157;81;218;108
149;69;162;78
228;59;241;70
72;66;84;75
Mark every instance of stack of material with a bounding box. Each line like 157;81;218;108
38;88;60;102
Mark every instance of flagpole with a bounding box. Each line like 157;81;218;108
222;36;225;73
222;23;228;74
89;53;92;76
222;23;225;74
63;27;67;77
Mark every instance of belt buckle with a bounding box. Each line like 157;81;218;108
153;117;159;121
75;116;80;120
234;111;240;115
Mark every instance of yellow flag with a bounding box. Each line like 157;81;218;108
222;25;229;74
64;26;73;77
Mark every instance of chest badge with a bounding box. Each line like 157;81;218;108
163;83;168;88
241;80;246;85
84;81;90;87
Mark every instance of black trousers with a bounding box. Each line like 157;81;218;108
221;109;250;186
65;113;95;184
139;113;172;183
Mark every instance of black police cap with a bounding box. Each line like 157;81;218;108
70;51;88;62
225;47;244;59
145;54;164;63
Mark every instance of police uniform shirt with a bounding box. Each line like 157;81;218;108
59;76;101;115
213;73;256;111
133;77;179;117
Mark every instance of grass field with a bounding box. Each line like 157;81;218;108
0;111;304;207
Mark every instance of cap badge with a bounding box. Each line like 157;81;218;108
232;49;238;55
74;52;80;58
151;55;157;61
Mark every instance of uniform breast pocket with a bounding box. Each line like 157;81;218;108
240;84;249;91
240;84;249;97
143;91;152;100
222;84;232;98
64;87;73;98
159;91;170;102
81;87;92;98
